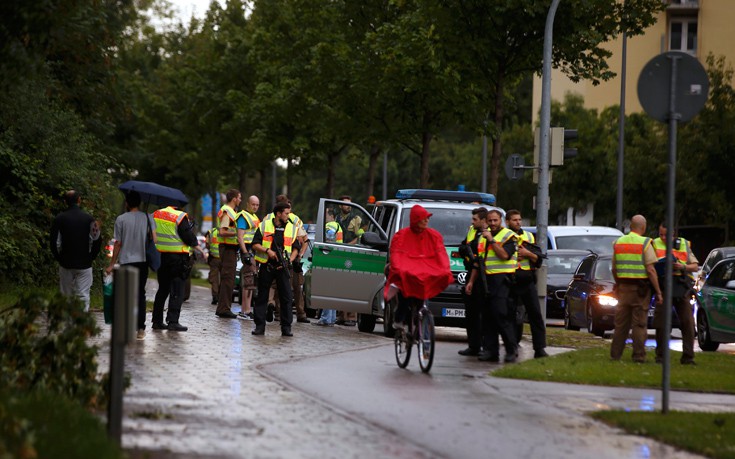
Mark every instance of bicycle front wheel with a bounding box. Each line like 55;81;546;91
395;329;412;368
417;307;435;373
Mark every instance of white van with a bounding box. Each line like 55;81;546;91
522;226;623;254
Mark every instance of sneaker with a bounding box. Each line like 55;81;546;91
312;321;334;327
533;349;549;359
458;347;480;356
392;321;405;331
136;329;146;340
266;304;275;323
238;311;254;320
151;322;167;330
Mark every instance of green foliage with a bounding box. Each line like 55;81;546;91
592;411;735;459
0;292;105;408
0;389;124;459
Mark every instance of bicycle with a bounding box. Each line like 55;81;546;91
394;298;435;373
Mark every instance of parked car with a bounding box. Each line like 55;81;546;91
695;246;735;292
307;189;504;336
523;226;623;254
696;257;735;351
565;252;684;336
544;249;589;319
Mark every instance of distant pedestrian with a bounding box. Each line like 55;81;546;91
335;195;360;326
106;191;154;339
206;227;221;305
215;189;242;319
236;195;261;319
50;190;102;311
610;215;662;363
457;207;487;357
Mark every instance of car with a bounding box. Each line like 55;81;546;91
307;189;505;336
695;246;735;292
696;257;735;351
565;252;682;336
543;249;589;319
523;226;623;254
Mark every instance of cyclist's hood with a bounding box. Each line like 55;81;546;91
410;205;432;231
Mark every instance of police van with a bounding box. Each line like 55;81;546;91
308;189;504;336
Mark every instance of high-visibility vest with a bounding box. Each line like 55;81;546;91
253;217;297;264
238;210;261;244
263;211;303;232
465;225;477;244
207;228;220;258
217;204;238;245
516;229;535;271
325;221;343;243
613;232;652;279
652;237;689;275
477;227;517;275
153;207;189;254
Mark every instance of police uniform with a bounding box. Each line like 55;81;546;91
251;215;298;335
206;227;221;305
610;232;658;362
236;209;261;294
459;224;483;355
216;203;239;317
652;236;698;364
152;206;198;330
511;229;547;356
476;227;518;362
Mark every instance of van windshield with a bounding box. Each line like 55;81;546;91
555;235;618;254
400;207;473;246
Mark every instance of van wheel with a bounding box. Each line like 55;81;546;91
357;314;376;333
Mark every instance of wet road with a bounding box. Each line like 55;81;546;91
92;281;726;458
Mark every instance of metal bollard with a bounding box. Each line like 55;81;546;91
107;265;138;445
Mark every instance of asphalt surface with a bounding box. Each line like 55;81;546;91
91;279;733;459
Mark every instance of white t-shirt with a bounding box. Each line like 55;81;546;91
113;211;155;265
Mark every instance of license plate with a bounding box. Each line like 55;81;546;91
442;308;465;318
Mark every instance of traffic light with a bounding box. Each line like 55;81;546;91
550;127;578;166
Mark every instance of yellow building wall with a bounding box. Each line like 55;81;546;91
532;0;735;125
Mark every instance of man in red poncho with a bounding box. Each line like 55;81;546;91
386;205;454;329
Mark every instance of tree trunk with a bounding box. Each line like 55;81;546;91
325;152;336;198
210;190;218;227
366;144;381;198
258;167;268;210
489;73;505;197
420;111;433;188
286;159;294;198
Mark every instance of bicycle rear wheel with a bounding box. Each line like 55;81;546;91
394;328;412;368
417;307;435;373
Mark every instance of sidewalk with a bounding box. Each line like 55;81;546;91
93;279;732;458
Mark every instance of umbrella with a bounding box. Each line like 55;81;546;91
118;180;189;208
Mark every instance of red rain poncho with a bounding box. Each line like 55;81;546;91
385;205;454;300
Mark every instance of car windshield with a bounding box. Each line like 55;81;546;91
595;259;614;281
400;207;472;246
555;235;618;254
547;253;586;275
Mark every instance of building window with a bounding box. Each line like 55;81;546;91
669;18;697;54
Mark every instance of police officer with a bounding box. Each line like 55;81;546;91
251;202;299;336
466;209;518;363
152;205;200;331
506;210;548;358
236;195;261;319
206;227;221;305
652;222;698;365
610;215;663;363
215;189;242;319
457;207;487;357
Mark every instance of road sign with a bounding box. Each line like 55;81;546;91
638;51;709;123
505;154;525;181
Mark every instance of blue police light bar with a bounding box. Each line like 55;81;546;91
396;189;496;205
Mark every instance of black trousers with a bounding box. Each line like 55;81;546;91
481;274;517;358
153;253;188;324
461;283;484;350
512;276;547;351
253;264;293;331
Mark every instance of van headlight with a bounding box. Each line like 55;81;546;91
596;295;618;307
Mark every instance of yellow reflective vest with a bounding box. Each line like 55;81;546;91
516;229;535;271
477;227;517;275
217;204;238;246
613;233;652;279
325;221;343;243
238;210;261;244
254;217;298;264
207;228;220;258
153;207;189;254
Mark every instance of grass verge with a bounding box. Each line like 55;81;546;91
495;346;735;393
591;411;735;459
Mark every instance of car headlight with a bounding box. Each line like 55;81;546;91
596;295;618;307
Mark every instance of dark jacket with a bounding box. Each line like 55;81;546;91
50;205;101;269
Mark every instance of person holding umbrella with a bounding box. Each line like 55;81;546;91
152;204;200;331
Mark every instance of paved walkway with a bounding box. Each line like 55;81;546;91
92;280;734;458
